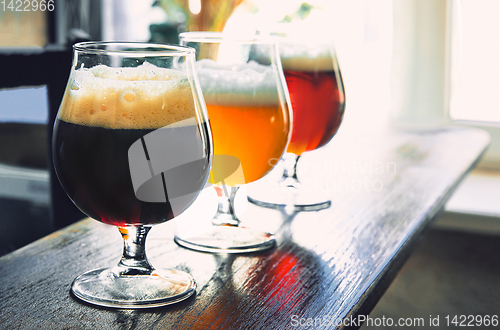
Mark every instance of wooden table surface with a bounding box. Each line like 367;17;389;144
0;125;489;330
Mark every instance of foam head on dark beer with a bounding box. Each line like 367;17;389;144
58;62;200;130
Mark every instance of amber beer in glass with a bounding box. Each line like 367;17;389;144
176;32;291;253
52;42;212;308
204;88;289;185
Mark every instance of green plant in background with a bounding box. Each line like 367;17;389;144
148;0;320;44
154;0;244;32
279;2;316;23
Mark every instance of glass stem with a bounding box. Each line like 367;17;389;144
212;185;240;227
117;226;154;274
280;153;301;189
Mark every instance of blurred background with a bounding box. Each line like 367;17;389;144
1;0;499;326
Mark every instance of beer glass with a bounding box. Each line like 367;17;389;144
53;42;212;308
175;32;292;253
248;30;346;211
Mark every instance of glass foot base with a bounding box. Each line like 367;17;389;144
248;194;331;212
247;182;331;212
71;267;196;309
174;225;275;254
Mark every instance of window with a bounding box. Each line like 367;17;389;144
447;0;500;169
449;0;499;124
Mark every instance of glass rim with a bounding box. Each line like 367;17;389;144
73;41;195;56
179;32;277;45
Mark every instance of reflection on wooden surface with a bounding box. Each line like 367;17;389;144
0;126;489;329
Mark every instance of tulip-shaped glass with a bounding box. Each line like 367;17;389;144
248;29;346;211
175;32;292;253
53;42;212;308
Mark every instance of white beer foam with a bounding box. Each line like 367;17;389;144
195;59;280;107
89;61;185;81
58;62;198;130
279;44;336;72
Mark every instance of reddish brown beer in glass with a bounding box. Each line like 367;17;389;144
281;49;346;156
246;36;346;211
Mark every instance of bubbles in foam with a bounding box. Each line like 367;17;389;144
90;62;185;81
164;117;197;129
124;93;135;102
58;62;198;130
195;59;280;107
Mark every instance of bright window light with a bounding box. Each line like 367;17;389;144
449;0;500;123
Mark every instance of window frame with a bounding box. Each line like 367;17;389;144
392;0;500;169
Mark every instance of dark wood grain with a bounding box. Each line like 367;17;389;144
0;125;489;330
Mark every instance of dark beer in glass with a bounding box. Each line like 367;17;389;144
52;42;212;308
